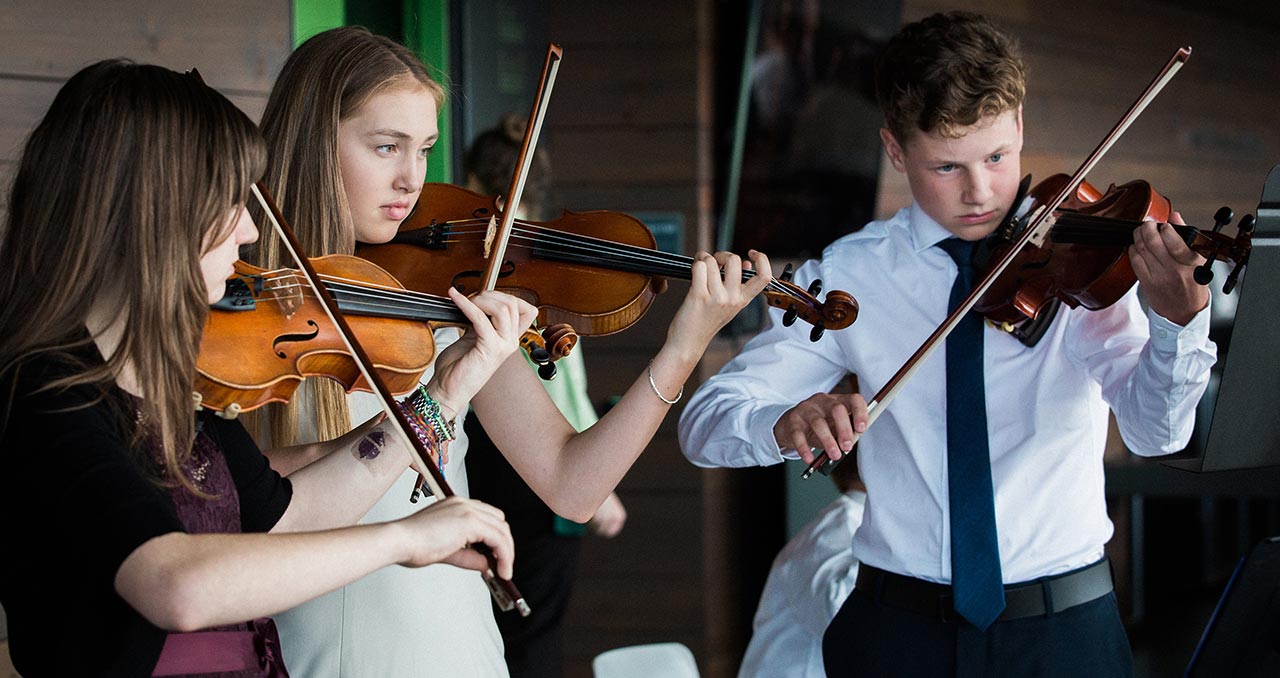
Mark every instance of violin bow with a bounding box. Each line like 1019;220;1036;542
251;182;532;616
804;47;1192;479
481;43;563;289
407;41;565;506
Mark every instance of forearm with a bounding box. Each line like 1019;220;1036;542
116;525;402;632
1096;303;1216;456
473;341;703;522
262;441;329;476
680;378;795;468
551;342;702;518
273;417;412;531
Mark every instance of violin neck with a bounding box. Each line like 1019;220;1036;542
529;228;767;284
325;280;469;325
1049;213;1198;247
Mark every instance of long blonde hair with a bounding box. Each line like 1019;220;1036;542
248;26;445;448
0;60;266;487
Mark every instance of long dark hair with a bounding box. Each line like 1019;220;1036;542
0;59;266;487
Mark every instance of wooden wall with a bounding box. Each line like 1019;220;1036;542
879;1;1280;229
546;2;751;676
0;1;291;216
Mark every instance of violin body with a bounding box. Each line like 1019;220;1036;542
976;174;1170;324
358;183;664;336
195;256;436;415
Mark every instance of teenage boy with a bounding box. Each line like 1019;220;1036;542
679;12;1214;677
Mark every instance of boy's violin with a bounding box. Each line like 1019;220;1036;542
971;172;1252;330
356;182;860;343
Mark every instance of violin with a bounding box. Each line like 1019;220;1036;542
239;182;532;615
356;182;859;343
195;256;466;417
973;173;1252;327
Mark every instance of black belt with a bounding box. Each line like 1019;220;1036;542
855;558;1114;623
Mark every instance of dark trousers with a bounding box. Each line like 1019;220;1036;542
492;532;583;678
822;587;1134;677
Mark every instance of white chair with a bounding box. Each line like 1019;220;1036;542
592;642;701;678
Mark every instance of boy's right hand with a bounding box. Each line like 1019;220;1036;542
394;496;514;580
774;392;870;464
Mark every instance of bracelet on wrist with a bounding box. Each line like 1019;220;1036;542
647;360;683;405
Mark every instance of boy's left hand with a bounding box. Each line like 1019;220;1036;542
1129;210;1209;326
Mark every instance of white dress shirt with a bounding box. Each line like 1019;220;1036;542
738;491;865;678
680;203;1216;585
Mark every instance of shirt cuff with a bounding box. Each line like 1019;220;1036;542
754;402;801;461
1145;302;1211;354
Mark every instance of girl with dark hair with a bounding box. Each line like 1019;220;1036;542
0;59;520;677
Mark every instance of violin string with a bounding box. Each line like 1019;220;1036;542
1048;213;1201;246
252;271;469;322
437;223;696;276
429;224;797;298
254;283;469;324
258;269;462;308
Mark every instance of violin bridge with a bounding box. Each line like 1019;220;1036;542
1028;205;1056;247
266;273;304;319
483;214;498;258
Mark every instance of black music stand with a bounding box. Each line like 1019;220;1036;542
1184;536;1280;677
1165;164;1280;472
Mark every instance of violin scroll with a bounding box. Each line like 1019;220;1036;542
764;277;859;343
518;323;579;380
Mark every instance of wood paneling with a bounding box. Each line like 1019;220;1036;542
0;0;290;92
876;0;1280;227
0;1;289;225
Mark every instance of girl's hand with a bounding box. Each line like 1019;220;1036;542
586;492;627;538
394;496;515;579
666;249;773;358
427;289;538;416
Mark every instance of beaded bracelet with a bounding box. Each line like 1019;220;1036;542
402;385;457;443
396;399;442;475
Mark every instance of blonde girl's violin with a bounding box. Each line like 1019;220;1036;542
357;183;860;343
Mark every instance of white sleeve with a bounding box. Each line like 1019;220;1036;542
679;260;853;468
1066;287;1217;456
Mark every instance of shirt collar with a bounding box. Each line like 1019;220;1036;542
907;202;957;253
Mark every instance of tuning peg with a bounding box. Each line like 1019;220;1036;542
1193;207;1236;285
1219;214;1256;293
1193;261;1215;285
807;278;823;296
783;304;799;327
779;263;794;282
1212;206;1233;232
529;346;550;364
1223;261;1244;294
809;323;825;342
1238;213;1256;236
538;362;558;381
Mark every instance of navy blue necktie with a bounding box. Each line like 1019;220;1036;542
937;238;1005;631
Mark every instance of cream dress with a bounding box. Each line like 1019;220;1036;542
274;328;510;677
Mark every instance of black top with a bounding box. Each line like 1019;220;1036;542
0;347;292;677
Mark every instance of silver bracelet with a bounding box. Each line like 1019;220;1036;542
647;361;683;405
